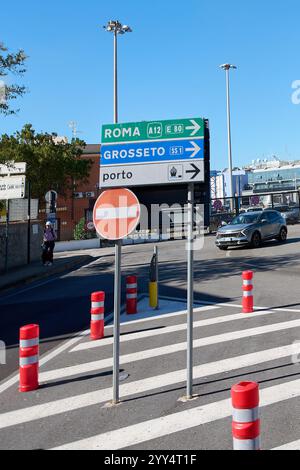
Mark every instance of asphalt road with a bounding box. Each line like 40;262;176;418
1;226;300;450
1;225;300;383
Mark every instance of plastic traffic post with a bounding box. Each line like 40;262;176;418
231;381;260;450
126;275;138;315
19;324;39;393
242;271;254;313
90;292;105;340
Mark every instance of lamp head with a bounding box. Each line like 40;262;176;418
103;20;132;34
220;63;237;70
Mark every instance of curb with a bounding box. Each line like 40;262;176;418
0;256;93;295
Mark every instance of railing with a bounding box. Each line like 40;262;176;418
210;190;300;232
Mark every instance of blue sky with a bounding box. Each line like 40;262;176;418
1;0;300;170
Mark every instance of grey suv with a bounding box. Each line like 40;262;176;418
215;210;288;250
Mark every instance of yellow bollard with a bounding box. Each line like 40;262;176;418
149;281;158;309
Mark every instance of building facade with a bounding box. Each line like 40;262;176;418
41;144;100;241
210;169;249;199
247;163;300;193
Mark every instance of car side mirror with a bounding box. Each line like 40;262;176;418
261;219;267;224
221;221;228;227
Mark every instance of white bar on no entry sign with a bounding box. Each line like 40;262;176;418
96;206;139;220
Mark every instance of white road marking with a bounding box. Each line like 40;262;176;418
106;304;219;328
0;302;213;395
71;308;275;353
41;318;300;382
200;299;300;314
0;343;296;431
272;440;300;450
52;377;300;450
160;295;300;313
0;329;90;395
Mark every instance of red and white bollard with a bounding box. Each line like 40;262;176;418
242;271;254;313
126;276;138;315
231;381;260;450
90;292;105;340
19;324;39;393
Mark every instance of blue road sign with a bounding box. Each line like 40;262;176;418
101;139;204;167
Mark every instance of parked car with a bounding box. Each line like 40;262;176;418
273;205;300;225
215;210;288;250
245;207;264;213
239;207;264;214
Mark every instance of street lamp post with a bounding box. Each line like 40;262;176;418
104;20;132;124
103;20;132;405
220;64;237;209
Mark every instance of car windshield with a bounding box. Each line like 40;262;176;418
230;213;261;225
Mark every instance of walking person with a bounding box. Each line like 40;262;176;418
42;221;57;266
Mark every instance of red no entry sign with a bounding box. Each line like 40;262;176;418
93;188;141;240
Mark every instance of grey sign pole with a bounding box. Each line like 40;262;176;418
27;180;31;265
4;199;9;273
113;239;122;404
155;245;159;310
187;183;194;399
103;20;133;405
112;26;121;405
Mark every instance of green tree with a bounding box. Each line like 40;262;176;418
73;218;96;240
73;218;88;240
0;124;92;199
0;42;27;115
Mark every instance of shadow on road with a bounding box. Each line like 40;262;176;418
39;368;125;389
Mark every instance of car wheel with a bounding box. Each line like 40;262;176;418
277;227;287;243
251;232;261;249
218;246;228;251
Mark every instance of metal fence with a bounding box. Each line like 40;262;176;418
0;198;40;272
210;190;300;232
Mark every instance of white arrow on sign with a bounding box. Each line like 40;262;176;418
185;119;201;136
186;141;201;158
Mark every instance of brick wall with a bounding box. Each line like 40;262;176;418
40;145;100;241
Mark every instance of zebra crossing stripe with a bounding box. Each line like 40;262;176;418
71;309;276;353
51;378;300;450
0;329;90;395
272;440;300;450
0;343;297;431
41;318;300;382
109;304;220;328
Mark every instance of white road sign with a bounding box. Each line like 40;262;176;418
100;160;205;188
0;162;27;176
0;175;26;200
100;118;206;188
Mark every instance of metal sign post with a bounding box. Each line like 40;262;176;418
113;239;122;404
27;181;31;265
4;199;9;272
187;183;194;399
93;188;141;404
154;245;159;310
